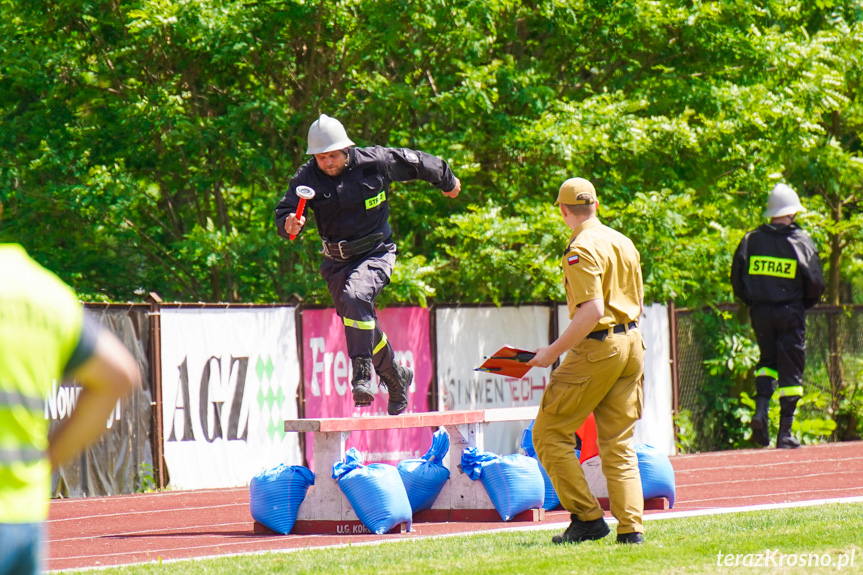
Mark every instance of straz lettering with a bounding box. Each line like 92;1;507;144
365;190;386;210
748;256;796;279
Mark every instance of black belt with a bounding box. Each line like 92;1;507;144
586;321;638;341
321;233;384;262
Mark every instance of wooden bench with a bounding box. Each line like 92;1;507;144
260;406;669;535
268;406;542;535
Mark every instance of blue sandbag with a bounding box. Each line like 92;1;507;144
520;421;582;511
520;422;559;510
398;429;451;513
533;462;560;511
249;464;315;534
460;447;545;521
635;443;676;508
333;448;413;534
520;423;539;458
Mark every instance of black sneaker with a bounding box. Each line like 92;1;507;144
551;516;610;544
616;532;644;544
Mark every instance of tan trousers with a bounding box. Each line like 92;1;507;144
533;328;645;534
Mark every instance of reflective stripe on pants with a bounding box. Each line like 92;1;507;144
321;244;397;372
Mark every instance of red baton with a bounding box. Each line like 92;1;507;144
290;185;316;241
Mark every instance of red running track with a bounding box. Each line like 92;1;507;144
47;441;863;571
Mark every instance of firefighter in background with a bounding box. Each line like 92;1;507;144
275;114;461;415
731;183;825;449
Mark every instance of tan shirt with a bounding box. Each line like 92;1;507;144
562;218;643;330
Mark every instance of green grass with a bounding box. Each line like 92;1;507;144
61;502;862;574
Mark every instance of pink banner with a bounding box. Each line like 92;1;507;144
302;307;433;472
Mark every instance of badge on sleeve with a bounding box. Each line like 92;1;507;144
404;150;419;164
567;254;579;265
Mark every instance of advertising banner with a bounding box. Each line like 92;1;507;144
435;306;553;457
51;306;153;497
635;304;675;454
302;307;432;470
160;307;301;489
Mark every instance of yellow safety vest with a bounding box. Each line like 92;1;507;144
0;244;83;523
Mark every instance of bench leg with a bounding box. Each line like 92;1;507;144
428;423;496;514
298;431;357;522
292;430;411;534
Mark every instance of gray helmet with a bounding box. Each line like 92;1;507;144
306;114;355;155
765;183;806;218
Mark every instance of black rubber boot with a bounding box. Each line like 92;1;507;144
378;365;412;416
776;395;801;449
751;396;771;447
776;417;800;449
751;376;776;447
351;357;374;408
552;515;609;544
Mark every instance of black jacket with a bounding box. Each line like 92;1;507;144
730;223;825;308
274;146;457;244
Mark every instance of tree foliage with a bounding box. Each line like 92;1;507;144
2;0;863;308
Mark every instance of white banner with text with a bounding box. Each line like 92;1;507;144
436;305;554;456
160;308;301;489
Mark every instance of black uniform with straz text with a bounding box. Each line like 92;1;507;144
731;222;825;446
275;145;457;414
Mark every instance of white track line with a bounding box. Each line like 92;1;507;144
47;455;862;520
48;502;248;523
674;486;863;505
49;488;247;505
674;455;863;473
49;521;256;543
678;469;863;488
51;495;863;573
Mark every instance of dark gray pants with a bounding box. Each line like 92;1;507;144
749;301;806;397
320;243;397;373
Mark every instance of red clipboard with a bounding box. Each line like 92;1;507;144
475;345;536;379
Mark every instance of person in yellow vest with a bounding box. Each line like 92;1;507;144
528;177;646;545
0;201;141;575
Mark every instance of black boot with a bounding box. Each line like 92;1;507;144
776;395;801;449
751;376;776;447
552;515;609;544
377;364;412;416
351;357;374;407
616;532;644;544
751;396;771;447
777;416;800;449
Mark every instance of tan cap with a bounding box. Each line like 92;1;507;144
555;177;597;206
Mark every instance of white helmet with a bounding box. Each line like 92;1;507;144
306;114;355;155
765;183;806;218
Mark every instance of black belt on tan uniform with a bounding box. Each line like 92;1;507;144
586;321;638;341
321;233;384;262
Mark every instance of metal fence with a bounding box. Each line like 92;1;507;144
673;303;863;448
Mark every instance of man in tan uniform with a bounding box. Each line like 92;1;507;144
528;177;645;545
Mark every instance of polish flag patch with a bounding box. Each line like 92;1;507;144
567;254;579;265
